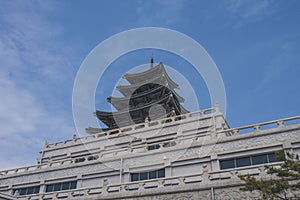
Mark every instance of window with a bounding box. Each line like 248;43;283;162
163;141;176;148
236;157;251;167
74;158;85;163
87;155;99;161
131;173;139;182
149;171;157;179
157;168;165;178
252;154;268;165
13;186;40;196
268;153;278;163
220;159;235;170
147;144;160;151
130;168;165;182
220;152;280;170
45;181;77;192
140;172;148;180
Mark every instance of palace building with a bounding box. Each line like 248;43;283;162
0;60;300;200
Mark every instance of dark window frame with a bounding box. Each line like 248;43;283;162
130;168;165;182
147;144;160;151
220;152;280;170
13;186;40;196
45;181;77;193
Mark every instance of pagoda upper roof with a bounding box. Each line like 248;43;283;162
123;63;179;87
117;72;178;97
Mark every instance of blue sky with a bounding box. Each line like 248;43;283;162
0;0;300;170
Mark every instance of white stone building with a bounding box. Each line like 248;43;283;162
0;63;299;200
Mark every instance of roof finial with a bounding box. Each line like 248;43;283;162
150;54;154;68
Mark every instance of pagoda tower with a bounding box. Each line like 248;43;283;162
94;59;188;129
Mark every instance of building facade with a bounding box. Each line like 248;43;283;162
0;63;300;200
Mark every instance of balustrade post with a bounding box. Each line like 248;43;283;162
230;170;239;180
72;134;77;144
102;178;109;194
178;177;185;186
67;191;72;198
233;129;238;136
128;143;133;152
138;182;145;190
277;120;284;127
202;164;210;182
258;166;267;177
45;140;49;148
158;179;164;188
14;190;19;197
144;145;148;151
120;184;126;191
47;159;52;167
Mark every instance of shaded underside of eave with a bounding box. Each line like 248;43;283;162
97;93;183;115
95;94;188;128
109;90;185;111
112;85;184;102
95;108;183;129
117;74;179;97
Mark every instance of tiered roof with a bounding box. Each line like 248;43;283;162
94;60;188;129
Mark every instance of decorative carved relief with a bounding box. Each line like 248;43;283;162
214;188;260;200
158;193;193;200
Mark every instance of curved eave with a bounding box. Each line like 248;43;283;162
123;63;179;89
96;94;172;117
94;111;116;128
180;104;189;114
95;94;186;123
109;87;185;111
169;94;189;114
117;73;178;97
123;64;163;81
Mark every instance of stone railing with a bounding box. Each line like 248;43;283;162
15;163;277;200
45;107;218;149
1;115;300;177
217;115;300;137
0;136;194;177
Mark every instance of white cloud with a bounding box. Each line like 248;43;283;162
0;76;42;135
0;1;77;170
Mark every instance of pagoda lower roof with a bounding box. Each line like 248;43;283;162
95;93;188;128
95;108;182;129
97;93;176;116
109;86;185;111
123;63;179;88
